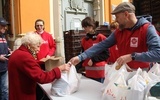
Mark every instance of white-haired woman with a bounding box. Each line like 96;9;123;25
8;32;71;100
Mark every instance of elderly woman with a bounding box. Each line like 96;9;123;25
8;32;71;100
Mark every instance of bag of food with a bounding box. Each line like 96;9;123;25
51;65;81;96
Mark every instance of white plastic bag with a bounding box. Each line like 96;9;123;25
102;67;147;100
144;80;160;100
104;64;112;74
102;62;131;91
51;65;81;96
102;62;119;92
127;68;147;100
102;62;131;100
102;69;129;100
148;63;160;81
141;71;153;84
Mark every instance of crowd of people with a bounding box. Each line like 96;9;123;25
70;2;160;72
1;1;160;100
0;17;10;100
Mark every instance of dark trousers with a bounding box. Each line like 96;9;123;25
36;85;49;100
36;63;48;100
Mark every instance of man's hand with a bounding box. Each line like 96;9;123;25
69;56;80;66
116;54;133;71
0;55;8;61
116;54;132;66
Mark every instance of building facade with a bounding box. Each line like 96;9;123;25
0;0;130;61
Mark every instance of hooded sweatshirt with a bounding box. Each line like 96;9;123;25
0;34;8;72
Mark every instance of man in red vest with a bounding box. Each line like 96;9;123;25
70;2;160;71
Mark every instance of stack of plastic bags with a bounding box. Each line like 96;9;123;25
145;63;160;100
102;62;160;100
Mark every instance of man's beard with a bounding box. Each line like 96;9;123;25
119;24;125;30
119;21;127;30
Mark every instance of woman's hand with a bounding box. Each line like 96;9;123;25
46;55;51;59
58;63;71;72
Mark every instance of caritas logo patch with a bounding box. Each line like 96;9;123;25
130;37;138;47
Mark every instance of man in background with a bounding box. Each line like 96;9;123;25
0;17;10;100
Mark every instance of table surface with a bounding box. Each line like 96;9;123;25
39;76;103;100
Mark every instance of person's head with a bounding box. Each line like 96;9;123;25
111;2;136;29
0;17;9;34
21;32;43;55
35;19;45;33
110;21;119;32
81;17;99;33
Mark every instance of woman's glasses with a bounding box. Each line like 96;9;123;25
36;25;43;27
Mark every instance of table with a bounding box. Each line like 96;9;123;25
39;76;103;100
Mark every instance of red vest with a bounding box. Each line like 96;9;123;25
81;33;106;78
115;23;150;69
107;45;119;64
